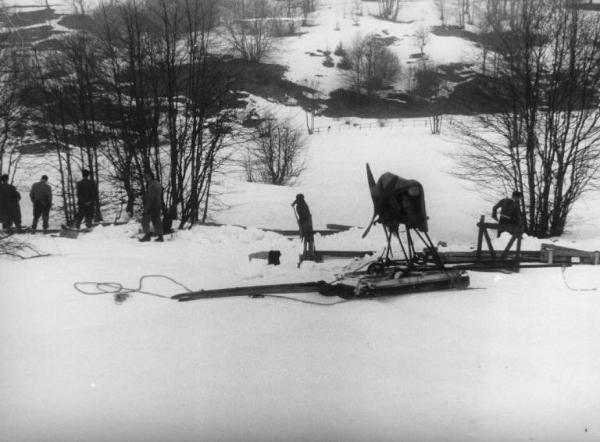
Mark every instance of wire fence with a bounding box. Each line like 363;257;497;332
311;117;434;134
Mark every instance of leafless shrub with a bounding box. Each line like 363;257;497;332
246;115;306;185
414;26;430;56
377;0;400;21
223;0;274;62
455;0;600;237
345;33;401;94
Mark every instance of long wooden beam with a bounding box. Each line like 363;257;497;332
172;282;323;302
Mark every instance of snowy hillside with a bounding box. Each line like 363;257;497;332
268;0;480;94
2;1;600;442
3;119;600;442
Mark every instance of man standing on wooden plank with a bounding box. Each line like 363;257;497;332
292;193;315;258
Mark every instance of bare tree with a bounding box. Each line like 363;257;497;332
0;47;26;181
248;115;306;185
464;0;473;25
300;0;316;25
377;0;400;21
94;0;155;217
346;33;401;94
435;0;447;27
0;4;28;181
223;0;273;62
24;26;109;226
414;26;430;56
455;0;600;237
94;0;237;227
71;0;85;15
60;31;105;222
351;0;362;26
413;67;447;134
456;0;465;28
27;48;81;225
303;78;322;135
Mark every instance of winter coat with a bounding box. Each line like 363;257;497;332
294;199;314;240
77;178;96;205
492;198;521;225
143;179;163;215
0;182;21;223
30;181;52;207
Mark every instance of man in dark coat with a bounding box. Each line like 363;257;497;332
492;191;523;236
292;193;315;257
0;174;22;232
30;175;52;232
74;169;96;229
139;171;164;242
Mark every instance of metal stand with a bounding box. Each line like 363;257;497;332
380;225;445;271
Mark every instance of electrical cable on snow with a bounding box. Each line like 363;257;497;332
74;274;194;303
560;266;597;292
74;275;354;305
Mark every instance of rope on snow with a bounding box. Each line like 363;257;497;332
73;274;354;306
74;274;193;304
560;265;597;292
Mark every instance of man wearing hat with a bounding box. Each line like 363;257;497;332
291;193;315;257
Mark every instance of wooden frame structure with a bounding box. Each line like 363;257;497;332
475;215;523;262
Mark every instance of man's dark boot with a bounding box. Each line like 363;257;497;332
139;233;151;242
154;235;164;242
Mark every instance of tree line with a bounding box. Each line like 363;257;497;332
364;0;600;238
2;0;600;238
454;0;600;237
0;0;312;229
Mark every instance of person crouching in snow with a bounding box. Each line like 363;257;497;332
292;193;315;257
139;171;164;242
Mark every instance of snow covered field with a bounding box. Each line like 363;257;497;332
2;120;600;442
2;1;600;441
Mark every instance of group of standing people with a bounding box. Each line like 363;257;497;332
4;166;525;247
0;169;165;241
0;173;55;233
0;174;53;233
0;171;96;234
